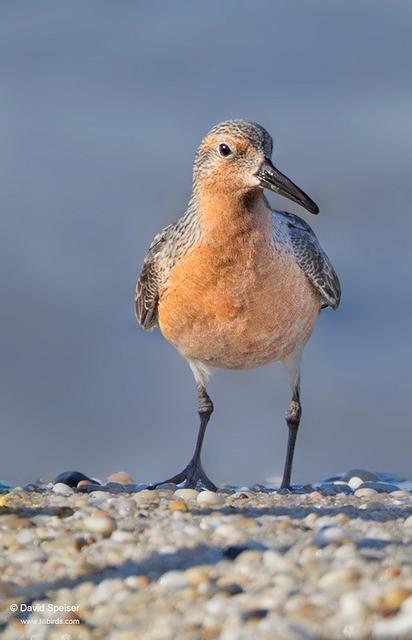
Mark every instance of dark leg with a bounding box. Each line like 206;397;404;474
150;384;217;491
280;384;302;490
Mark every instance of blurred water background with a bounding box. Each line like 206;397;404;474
1;1;411;486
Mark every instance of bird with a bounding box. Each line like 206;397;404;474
135;119;340;491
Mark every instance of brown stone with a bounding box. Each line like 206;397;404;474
107;471;135;483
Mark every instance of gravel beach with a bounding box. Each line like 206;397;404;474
1;472;412;640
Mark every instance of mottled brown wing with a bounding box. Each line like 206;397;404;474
283;212;341;310
135;224;174;330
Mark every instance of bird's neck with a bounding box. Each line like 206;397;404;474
193;187;272;242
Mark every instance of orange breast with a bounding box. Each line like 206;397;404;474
158;227;321;369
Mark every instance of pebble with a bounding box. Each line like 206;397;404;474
52;482;74;496
313;525;346;545
354;487;378;497
158;570;189;591
174;488;199;502
391;490;411;498
401;595;412;612
83;512;116;536
88;491;111;504
262;550;295;573
111;530;135;543
234;549;263;567
348;476;364;490
124;575;149;589
404;515;412;529
364;526;392;540
319;568;359;589
380;588;411;611
169;500;188;511
340;592;368;619
304;513;318;527
112;498;137;517
133;489;159;503
15;528;37;545
106;472;135;483
214;524;240;540
384;566;402;578
184;566;211;585
89;579;125;606
308;490;323;499
373;612;412;638
197;491;225;507
13;548;44;563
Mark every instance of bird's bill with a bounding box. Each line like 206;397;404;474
256;158;319;214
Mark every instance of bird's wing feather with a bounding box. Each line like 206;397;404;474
135;223;175;330
280;211;341;309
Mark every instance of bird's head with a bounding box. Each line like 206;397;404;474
193;119;318;214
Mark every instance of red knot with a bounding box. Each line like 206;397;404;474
135;119;340;491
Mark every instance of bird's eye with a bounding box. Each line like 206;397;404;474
218;143;232;157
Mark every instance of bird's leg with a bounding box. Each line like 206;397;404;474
150;384;217;491
280;384;302;490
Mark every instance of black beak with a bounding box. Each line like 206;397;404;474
256;158;319;214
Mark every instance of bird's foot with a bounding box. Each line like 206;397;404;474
149;458;217;492
278;486;293;494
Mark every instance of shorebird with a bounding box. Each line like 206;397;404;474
135;120;340;490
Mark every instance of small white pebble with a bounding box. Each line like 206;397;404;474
158;570;189;591
234;550;263;566
114;499;136;517
214;524;239;539
391;490;411;499
197;491;225;507
111;530;135;543
340;592;368;619
52;482;73;496
364;526;392;540
314;526;346;545
16;529;37;545
354;487;378;498
403;515;412;529
13;549;44;563
373;612;412;638
334;544;357;560
263;550;294;573
88;578;124;606
174;488;199;502
88;491;110;505
204;597;227;617
348;476;364;490
319;568;358;589
83;514;116;536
